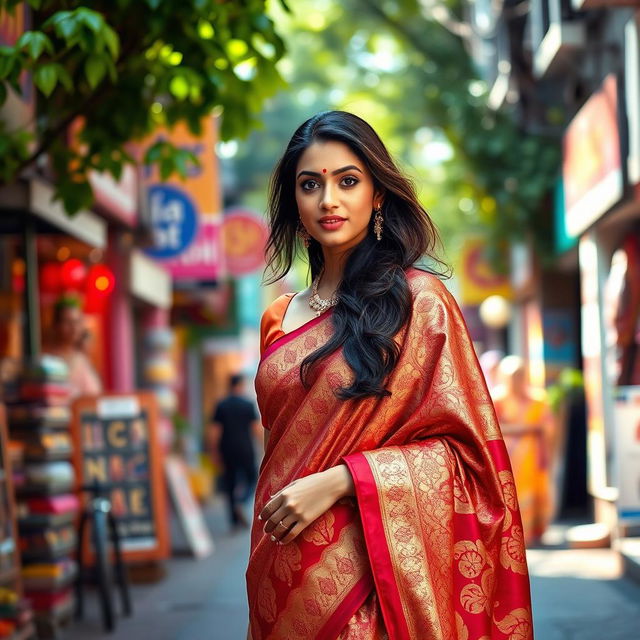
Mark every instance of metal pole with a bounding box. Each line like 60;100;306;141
22;216;40;359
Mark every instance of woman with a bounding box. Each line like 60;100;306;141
247;111;533;640
492;355;553;546
45;296;103;399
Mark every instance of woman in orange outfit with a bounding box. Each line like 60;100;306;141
492;355;553;546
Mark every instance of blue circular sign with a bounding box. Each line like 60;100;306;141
144;184;198;259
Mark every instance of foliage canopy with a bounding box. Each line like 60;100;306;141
0;0;288;213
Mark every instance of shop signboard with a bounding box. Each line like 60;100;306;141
88;164;138;228
68;119;139;228
140;117;224;281
613;386;640;522
71;393;169;562
563;74;623;238
553;179;577;255
456;236;511;306
145;184;199;259
165;455;213;558
221;208;269;277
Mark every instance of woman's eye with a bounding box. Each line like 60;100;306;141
301;179;318;191
342;176;358;187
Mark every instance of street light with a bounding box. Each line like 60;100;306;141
479;294;512;329
479;294;512;351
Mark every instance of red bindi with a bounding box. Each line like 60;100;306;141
322;168;327;174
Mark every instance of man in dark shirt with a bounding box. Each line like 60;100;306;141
209;373;260;530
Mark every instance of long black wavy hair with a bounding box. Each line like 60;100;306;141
263;110;447;400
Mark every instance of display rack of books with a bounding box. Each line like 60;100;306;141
0;404;35;640
4;358;78;639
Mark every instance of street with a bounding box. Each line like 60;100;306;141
64;500;640;640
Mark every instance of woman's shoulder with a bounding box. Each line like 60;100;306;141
262;291;296;314
405;265;452;303
259;292;297;356
260;292;295;331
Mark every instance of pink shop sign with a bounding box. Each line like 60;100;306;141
158;217;224;281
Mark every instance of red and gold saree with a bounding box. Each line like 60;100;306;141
247;267;534;640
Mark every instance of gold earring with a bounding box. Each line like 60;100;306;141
373;205;383;241
297;220;310;248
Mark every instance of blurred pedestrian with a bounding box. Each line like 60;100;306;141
479;348;504;395
44;296;102;398
247;111;533;640
493;354;553;545
209;373;259;531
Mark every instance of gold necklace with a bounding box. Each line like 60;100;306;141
309;269;338;316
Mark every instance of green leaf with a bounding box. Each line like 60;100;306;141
85;55;107;89
0;51;16;80
159;155;174;180
34;63;58;97
76;8;104;34
102;26;120;59
169;75;189;100
55;64;73;91
46;11;79;42
144;142;162;165
0;82;6;106
17;31;53;60
277;0;293;13
56;179;94;215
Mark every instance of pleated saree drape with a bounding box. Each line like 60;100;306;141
247;267;534;640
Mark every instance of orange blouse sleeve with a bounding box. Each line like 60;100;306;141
259;293;295;358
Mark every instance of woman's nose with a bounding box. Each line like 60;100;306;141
320;185;338;209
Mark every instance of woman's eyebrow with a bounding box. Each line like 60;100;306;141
296;165;363;179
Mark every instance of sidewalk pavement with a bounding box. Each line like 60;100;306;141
66;495;252;640
65;503;640;640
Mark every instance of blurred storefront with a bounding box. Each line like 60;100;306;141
134;117;270;488
464;1;640;562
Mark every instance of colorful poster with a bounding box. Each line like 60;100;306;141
543;309;577;378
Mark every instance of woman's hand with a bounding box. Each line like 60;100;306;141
259;464;354;545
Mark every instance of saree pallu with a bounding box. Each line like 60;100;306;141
247;268;534;640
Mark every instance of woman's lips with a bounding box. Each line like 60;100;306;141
318;217;346;231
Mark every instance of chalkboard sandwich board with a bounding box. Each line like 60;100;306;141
71;393;169;563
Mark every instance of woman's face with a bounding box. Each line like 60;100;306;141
57;306;85;347
295;140;381;253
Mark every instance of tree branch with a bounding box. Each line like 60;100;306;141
1;38;141;186
417;0;473;40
